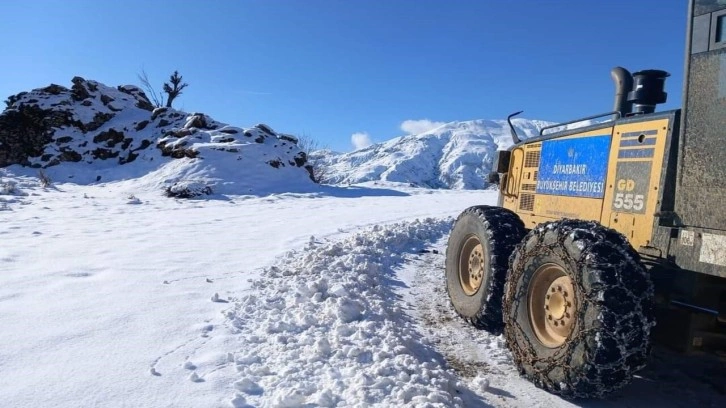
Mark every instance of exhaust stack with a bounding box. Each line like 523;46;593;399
611;67;634;119
627;69;669;115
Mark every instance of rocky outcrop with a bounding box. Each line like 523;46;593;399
1;78;312;172
0;77;159;168
0;77;316;192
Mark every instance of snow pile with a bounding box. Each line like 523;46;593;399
0;170;37;210
0;78;315;196
225;219;481;407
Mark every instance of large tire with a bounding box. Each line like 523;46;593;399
503;219;655;399
445;205;526;334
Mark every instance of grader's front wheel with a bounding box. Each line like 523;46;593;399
445;205;525;334
458;236;487;296
503;219;655;399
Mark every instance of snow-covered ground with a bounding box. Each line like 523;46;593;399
1;173;724;407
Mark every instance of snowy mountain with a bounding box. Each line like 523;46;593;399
0;77;316;196
312;118;604;190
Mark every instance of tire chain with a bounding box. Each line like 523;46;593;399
503;219;655;398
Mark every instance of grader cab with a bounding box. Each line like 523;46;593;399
444;0;726;398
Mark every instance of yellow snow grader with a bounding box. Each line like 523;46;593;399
445;0;726;399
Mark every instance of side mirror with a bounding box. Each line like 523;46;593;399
488;172;500;184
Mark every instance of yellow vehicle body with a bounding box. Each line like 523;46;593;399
501;117;672;251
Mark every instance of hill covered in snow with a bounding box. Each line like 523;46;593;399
0;78;316;196
311;119;554;190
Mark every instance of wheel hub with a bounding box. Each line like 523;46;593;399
459;236;487;296
528;264;577;348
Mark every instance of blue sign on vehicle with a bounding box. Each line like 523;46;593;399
535;135;611;198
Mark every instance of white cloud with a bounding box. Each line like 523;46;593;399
351;132;372;150
400;119;446;135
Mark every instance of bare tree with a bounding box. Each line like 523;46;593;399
296;133;322;154
137;68;165;108
296;133;330;184
163;70;188;108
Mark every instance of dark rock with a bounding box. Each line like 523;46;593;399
217;137;235;143
292;151;307;167
157;119;170;127
304;164;315;181
151;107;168;120
267;159;283;168
71;77;90;101
93;129;125;146
55;136;73;144
136;139;152;150
136;99;154;111
41;153;53;161
243;131;253;137
119;151;138;164
117;85;154;111
219;127;239;134
255;123;276;136
164;182;212;198
81;100;93;107
85;112;114;132
0;105;55;167
278;133;298;143
92;147;119;160
59;149;82;162
100;94;114;105
184;114;207;130
41;84;69;95
254;135;265;143
121;138;133;150
45;109;80;128
5;92;27;108
157;140;198;159
171;128;194;138
135;120;149;131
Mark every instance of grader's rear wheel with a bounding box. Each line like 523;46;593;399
503;219;655;399
527;264;577;348
445;205;525;334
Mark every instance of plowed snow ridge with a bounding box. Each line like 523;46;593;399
225;218;480;407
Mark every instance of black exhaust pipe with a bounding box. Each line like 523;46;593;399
627;69;669;115
611;67;633;119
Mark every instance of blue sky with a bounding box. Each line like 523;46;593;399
1;1;688;152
